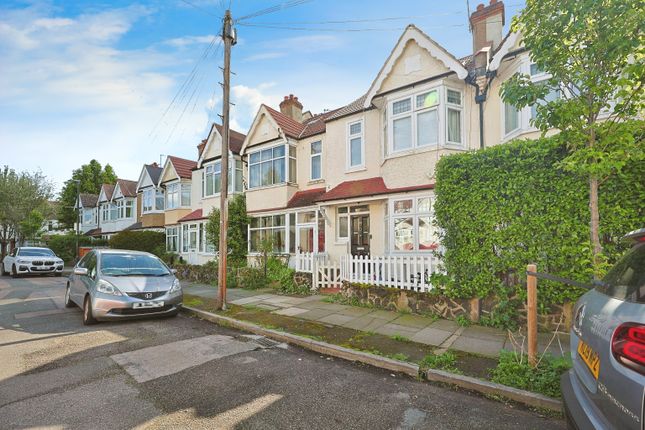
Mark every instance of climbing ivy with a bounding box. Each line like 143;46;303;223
433;127;644;308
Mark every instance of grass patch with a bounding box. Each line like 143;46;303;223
420;351;462;374
183;296;204;307
491;351;571;398
390;334;410;342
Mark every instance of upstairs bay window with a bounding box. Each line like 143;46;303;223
166;182;190;209
387;86;462;154
116;199;133;219
347;120;364;169
248;144;295;189
310;141;322;180
143;188;164;213
155;189;165;210
109;203;117;221
203;159;243;196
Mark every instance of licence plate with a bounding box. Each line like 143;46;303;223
133;301;164;309
577;339;600;379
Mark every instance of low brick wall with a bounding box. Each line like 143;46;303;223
341;282;571;331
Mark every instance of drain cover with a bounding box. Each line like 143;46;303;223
254;337;280;348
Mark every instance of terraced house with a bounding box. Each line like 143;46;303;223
160;1;585;289
95;179;139;239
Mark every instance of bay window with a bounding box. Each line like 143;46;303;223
109;203;117;221
248;145;295;189
249;215;286;253
388;86;462;154
83;209;94;224
181;184;191;207
347;120;364;168
166;183;180;209
142;189;154;212
155;189;165;210
310;141;322;180
390;196;438;252
203;159;243;196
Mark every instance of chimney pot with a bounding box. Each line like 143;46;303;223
470;0;505;55
477;4;484;10
279;93;304;122
490;0;497;4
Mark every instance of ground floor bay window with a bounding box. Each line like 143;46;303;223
248;209;325;255
166;226;179;252
387;195;438;253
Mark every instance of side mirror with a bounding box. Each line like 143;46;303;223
171;268;177;274
74;267;88;276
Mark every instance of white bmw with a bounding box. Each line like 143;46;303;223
2;247;65;277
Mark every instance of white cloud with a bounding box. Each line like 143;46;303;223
243;52;286;62
163;34;218;48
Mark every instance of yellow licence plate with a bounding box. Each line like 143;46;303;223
577;339;600;379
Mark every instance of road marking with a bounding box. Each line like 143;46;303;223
110;335;262;383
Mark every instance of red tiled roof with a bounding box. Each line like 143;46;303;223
263;104;306;139
316;177;434;202
213;124;246;154
168;156;197;179
116;179;137;197
79;193;98;208
197;140;207;157
178;209;206;223
299;109;342;138
287;188;327;209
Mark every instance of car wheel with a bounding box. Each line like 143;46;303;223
11;265;19;278
64;285;75;308
82;295;98;325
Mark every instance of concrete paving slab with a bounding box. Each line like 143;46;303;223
391;314;433;329
255;304;280;311
366;310;400;321
318;314;355;326
110;335;259;383
341;316;383;331
375;323;420;338
427;319;460;332
335;307;373;317
410;327;454;346
451;335;505;357
296;308;336;321
230;297;264;305
460;325;507;341
273;307;309;317
276;297;312;305
263;296;294;304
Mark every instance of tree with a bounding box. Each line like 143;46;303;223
205;194;250;265
58;160;117;228
19;210;45;242
0;166;53;258
501;0;645;275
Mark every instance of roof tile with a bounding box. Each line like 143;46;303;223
178;209;206;223
316;177;434;202
168;156;197;179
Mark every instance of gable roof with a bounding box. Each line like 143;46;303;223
145;163;162;185
167;156;197;179
363;25;469;108
78;193;98;208
115;179;137;198
316;177;434;203
197;140;207;158
213;123;246;154
263;105;306;139
99;184;115;202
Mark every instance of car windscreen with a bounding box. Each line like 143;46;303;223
100;254;170;276
596;243;645;303
19;249;55;257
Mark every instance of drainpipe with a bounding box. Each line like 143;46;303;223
466;70;496;149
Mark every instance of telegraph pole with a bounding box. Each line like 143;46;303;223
217;10;235;310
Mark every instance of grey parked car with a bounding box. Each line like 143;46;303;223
561;229;644;430
64;249;183;325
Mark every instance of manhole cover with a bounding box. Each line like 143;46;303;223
254;337;280;348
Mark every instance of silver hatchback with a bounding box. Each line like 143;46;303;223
561;229;644;430
64;249;183;325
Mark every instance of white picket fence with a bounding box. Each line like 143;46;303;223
294;252;439;292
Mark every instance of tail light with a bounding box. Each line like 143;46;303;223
611;322;645;375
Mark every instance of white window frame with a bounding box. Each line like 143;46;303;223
248;214;288;254
247;144;294;189
387;86;442;155
166;226;179;252
346;119;365;171
310;140;322;181
202;157;242;197
336;206;350;241
502;100;521;138
142;188;154;213
444;87;463;146
388;195;437;254
166;182;180;210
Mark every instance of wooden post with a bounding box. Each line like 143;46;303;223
527;264;538;367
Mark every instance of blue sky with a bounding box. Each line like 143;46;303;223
0;0;524;193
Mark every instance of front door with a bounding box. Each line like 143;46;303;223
350;215;370;256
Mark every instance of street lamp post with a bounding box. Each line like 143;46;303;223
74;180;80;261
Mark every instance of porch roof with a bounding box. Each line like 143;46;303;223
85;228;102;237
315;177;434;203
178;209;206;223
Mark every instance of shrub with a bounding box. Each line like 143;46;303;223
108;231;166;256
266;257;310;295
434;132;644;309
237;267;267;290
46;234;108;264
205;194;250;263
491;350;571;398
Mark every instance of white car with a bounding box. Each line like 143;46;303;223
2;247;64;277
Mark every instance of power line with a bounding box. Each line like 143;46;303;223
179;0;220;17
236;0;314;22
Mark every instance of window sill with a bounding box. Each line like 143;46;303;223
247;182;297;192
308;179;324;185
345;166;366;174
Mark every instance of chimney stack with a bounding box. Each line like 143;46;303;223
279;94;303;122
470;0;505;60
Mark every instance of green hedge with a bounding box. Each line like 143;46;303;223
433;135;644;308
108;231;166;256
46;234;108;264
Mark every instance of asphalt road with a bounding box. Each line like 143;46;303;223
0;274;566;430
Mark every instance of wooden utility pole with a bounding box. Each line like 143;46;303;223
526;264;538;367
217;10;235;310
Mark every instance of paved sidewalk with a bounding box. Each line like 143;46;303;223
184;284;570;359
